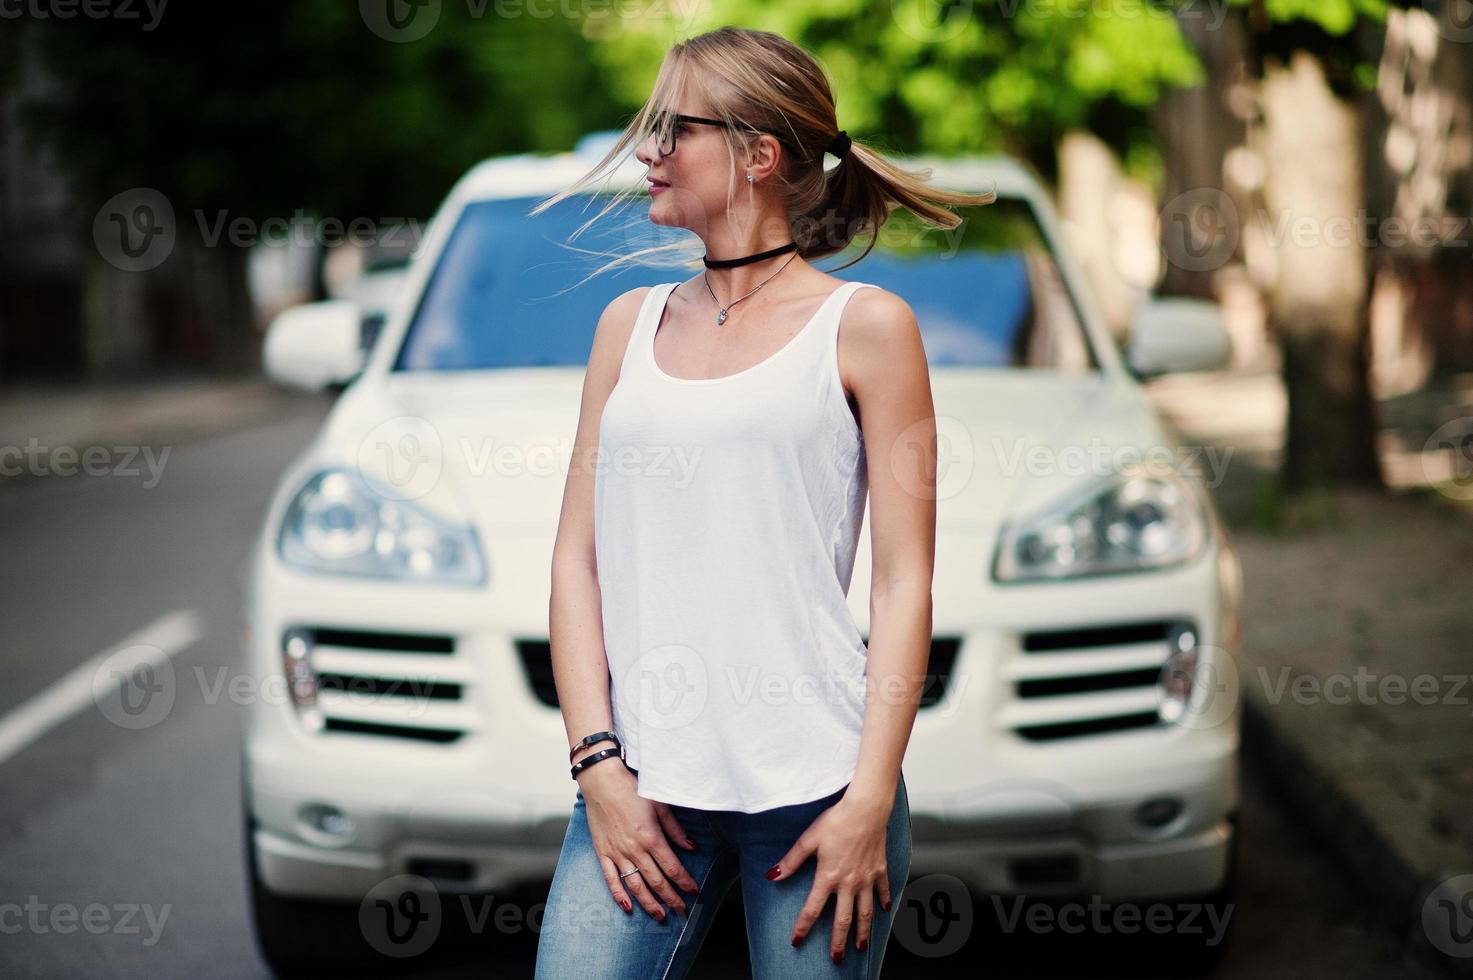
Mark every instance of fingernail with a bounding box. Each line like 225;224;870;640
857;939;867;951
832;950;844;964
881;898;891;911
655;909;666;923
683;838;696;849
790;935;800;947
766;865;782;880
620;898;631;912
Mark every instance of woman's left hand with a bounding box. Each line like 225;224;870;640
769;792;894;963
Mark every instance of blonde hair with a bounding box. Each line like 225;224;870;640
530;25;997;285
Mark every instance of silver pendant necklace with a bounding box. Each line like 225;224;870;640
703;250;799;325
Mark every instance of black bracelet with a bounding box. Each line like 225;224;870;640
569;730;621;763
570;745;626;780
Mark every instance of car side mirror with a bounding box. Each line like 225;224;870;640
1125;297;1232;379
262;300;366;392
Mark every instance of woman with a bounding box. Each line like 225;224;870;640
536;25;993;980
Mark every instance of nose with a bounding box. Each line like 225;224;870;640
637;121;674;165
635;131;662;167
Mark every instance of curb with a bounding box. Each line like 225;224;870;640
1240;677;1473;976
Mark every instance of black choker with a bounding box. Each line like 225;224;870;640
702;241;798;269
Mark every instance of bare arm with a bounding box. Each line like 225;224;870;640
842;288;937;815
775;287;938;956
548;285;648;767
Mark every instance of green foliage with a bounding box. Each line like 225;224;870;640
592;0;1206;167
1239;0;1387;34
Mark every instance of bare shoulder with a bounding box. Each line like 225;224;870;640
845;285;918;338
599;285;656;335
835;285;924;396
585;285;657;388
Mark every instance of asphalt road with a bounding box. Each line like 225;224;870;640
0;393;1440;979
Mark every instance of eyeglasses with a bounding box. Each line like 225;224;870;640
647;110;801;159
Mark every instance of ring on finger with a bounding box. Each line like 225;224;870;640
619;867;642;879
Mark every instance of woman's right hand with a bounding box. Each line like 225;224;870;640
575;759;702;921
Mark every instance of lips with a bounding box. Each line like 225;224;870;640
647;178;670;187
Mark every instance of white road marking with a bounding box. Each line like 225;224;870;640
0;608;206;767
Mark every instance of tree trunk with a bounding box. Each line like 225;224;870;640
1258;48;1383;493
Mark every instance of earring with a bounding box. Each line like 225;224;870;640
746;173;755;183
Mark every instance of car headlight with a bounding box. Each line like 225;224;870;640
992;463;1208;583
277;468;486;585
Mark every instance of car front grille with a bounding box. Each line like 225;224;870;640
284;626;472;743
1004;619;1195;741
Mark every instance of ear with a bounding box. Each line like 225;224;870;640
747;132;785;181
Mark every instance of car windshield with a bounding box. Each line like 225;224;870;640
393;191;1098;372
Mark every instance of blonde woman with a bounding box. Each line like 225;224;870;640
537;25;993;979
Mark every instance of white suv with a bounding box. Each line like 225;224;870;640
243;133;1242;973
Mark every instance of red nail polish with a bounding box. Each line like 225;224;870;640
766;865;782;880
790;935;800;947
881;898;891;911
857;939;867;952
620;898;631;912
832;950;844;964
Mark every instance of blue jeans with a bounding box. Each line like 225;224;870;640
535;771;911;979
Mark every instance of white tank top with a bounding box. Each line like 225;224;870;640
594;278;877;812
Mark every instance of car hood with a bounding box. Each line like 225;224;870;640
310;367;1167;535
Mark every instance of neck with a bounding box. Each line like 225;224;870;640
702;212;798;297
